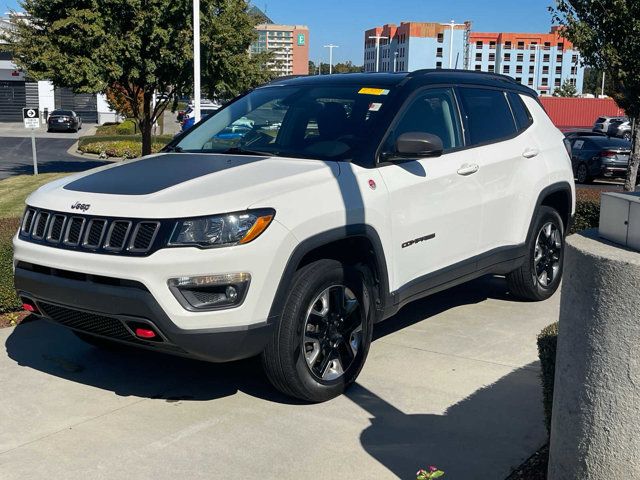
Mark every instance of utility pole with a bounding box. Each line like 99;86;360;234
601;71;606;97
193;0;201;123
439;20;465;69
368;34;388;72
323;44;338;74
393;51;399;72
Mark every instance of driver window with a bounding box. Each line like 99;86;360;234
387;88;462;154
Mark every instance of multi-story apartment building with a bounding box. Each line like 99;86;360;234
251;12;309;77
363;23;585;95
470;27;584;95
364;22;470;73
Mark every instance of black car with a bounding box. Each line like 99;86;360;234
47;110;83;132
568;134;631;183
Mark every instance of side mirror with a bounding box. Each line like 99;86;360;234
394;132;444;159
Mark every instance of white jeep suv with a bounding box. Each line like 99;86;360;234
14;71;575;402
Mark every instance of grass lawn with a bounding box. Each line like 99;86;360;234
0;173;69;218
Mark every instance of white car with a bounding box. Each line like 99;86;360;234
14;71;575;402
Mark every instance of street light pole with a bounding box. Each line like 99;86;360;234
439;20;465;69
323;44;338;74
368;34;388;72
601;71;606;97
394;51;399;72
193;0;201;123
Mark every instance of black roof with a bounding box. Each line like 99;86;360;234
266;69;537;96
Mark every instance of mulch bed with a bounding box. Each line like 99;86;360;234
0;311;30;329
506;445;549;480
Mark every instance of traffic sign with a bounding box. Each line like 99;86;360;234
23;108;40;129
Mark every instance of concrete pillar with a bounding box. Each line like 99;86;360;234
548;230;640;479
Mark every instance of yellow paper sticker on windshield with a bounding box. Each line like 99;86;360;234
358;87;390;96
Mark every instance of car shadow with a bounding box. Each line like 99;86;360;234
1;159;108;177
5;275;520;406
346;363;546;479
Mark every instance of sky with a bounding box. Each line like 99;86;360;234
2;0;558;64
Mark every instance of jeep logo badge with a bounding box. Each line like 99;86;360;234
71;202;91;212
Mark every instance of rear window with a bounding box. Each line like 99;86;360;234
507;92;533;131
52;110;73;116
592;137;632;149
595;117;606;124
457;87;517;145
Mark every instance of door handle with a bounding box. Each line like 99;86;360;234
523;147;540;159
457;163;479;176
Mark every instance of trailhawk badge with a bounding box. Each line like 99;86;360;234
71;202;91;212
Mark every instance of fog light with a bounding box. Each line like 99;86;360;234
168;273;250;311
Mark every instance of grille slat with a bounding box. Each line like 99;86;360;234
20;208;163;256
39;302;133;341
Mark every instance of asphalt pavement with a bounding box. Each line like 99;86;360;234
0;276;559;479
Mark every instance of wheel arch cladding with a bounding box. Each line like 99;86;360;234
529;182;574;240
267;225;390;323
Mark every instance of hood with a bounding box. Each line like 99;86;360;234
27;153;341;218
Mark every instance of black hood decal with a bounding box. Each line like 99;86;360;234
64;154;267;195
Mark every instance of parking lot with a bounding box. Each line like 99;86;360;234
0;276;556;479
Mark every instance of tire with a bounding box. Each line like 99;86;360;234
623;132;632;141
576;163;592;184
73;331;128;350
507;206;565;301
261;259;374;402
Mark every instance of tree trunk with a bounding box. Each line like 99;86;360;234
141;91;153;157
624;117;640;192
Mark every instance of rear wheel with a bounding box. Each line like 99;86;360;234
576;163;592;184
623;132;632;141
507;206;565;301
262;259;374;402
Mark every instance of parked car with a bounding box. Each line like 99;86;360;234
14;71;575;402
593;115;626;134
180;108;220;132
47;110;82;132
568;133;632;183
607;119;632;141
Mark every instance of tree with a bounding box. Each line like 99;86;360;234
583;67;617;97
552;1;640;190
553;79;578;97
5;0;272;156
308;60;364;75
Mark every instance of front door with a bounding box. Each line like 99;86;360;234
377;87;484;295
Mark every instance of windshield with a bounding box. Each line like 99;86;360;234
175;84;393;161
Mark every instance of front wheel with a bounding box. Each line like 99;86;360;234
576;163;592;184
507;206;565;301
262;259;374;402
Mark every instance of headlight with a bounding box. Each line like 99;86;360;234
168;209;275;248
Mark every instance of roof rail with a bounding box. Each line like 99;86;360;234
406;68;519;84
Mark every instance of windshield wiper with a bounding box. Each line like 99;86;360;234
163;145;183;153
222;146;273;156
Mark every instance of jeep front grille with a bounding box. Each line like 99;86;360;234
20;208;165;256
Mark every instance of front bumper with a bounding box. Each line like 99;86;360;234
15;264;273;362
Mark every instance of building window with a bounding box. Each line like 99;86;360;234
517;53;524;62
556;66;562;74
557;42;564;51
528;78;534;86
529;65;535;74
476;40;483;48
505;41;512;50
555;78;561;87
516;65;523;73
529;42;537;50
530;54;536;62
541;77;548;86
543;54;550;63
518;41;525;49
489;53;496;62
571;65;578;75
475;64;482;71
542;66;549;74
475;52;482;61
515;77;522;84
437;33;444;43
437;47;443;58
504;53;511;61
544;42;551;50
556;54;563;63
572;54;579;63
489;41;496;50
488;65;495;72
436;61;442;69
569;78;576;86
503;65;510;74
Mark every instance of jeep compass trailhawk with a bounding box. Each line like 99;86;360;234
14;71;575;402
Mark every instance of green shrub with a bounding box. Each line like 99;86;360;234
115;119;137;135
0;218;21;314
78;139;171;158
95;122;120;135
571;189;602;234
537;322;558;434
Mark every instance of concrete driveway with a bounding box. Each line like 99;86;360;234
0;276;557;479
